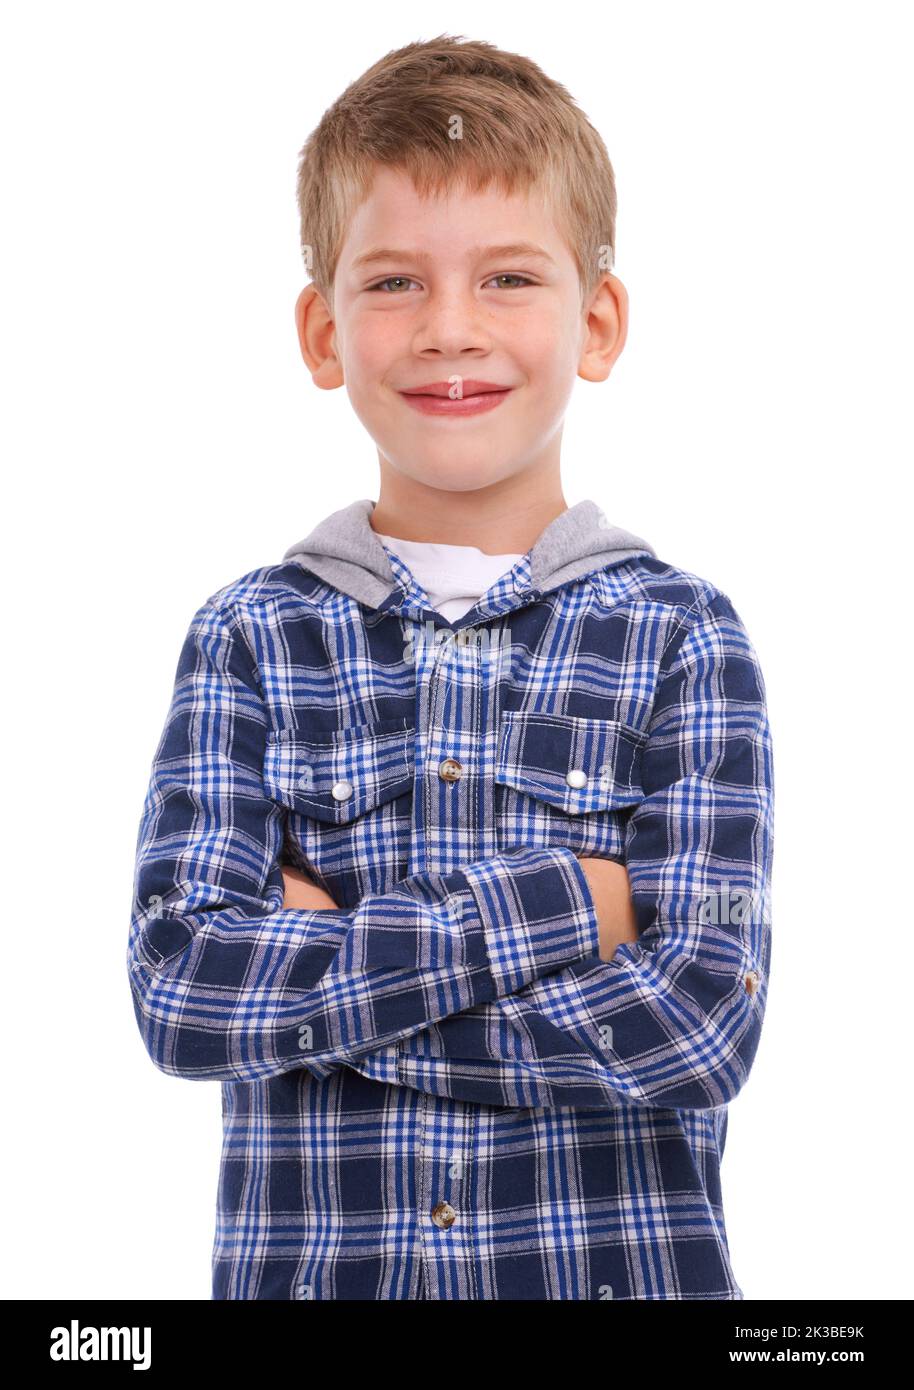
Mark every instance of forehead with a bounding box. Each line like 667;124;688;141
339;165;567;263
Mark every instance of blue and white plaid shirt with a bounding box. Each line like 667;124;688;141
128;499;774;1300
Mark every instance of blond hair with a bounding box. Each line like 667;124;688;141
296;34;617;308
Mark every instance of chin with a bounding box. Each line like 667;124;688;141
391;454;526;494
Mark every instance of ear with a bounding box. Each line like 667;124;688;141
578;274;629;384
295;284;344;390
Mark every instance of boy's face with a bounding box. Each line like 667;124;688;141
296;166;626;497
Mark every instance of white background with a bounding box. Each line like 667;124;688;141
3;0;911;1301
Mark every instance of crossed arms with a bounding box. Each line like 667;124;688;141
127;590;773;1112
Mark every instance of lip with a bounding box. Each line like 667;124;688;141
398;380;515;417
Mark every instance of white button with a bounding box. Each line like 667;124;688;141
331;780;353;801
566;769;588;788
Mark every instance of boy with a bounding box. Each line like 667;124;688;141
128;35;773;1301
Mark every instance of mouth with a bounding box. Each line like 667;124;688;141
397;380;515;418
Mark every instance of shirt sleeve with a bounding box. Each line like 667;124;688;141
342;591;774;1112
127;597;600;1084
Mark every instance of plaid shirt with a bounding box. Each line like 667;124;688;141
128;508;773;1301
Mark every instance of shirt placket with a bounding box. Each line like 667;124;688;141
414;624;477;1297
382;552;531;1300
399;606;502;1299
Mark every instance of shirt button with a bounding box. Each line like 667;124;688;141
431;1200;457;1229
438;758;462;783
744;969;761;996
566;768;588;788
331;780;353;801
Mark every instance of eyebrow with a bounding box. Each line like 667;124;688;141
350;242;557;271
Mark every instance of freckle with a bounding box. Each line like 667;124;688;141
744;970;761;996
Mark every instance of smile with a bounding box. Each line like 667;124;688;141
397;380;516;417
398;388;513;417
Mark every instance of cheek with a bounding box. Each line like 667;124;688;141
522;354;579;423
512;311;579;378
341;314;403;380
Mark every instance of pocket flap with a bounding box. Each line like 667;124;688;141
496;710;644;814
263;717;414;824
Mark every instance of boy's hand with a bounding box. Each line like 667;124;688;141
281;863;340;911
576;856;639;962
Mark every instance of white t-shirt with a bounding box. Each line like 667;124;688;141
374;533;525;622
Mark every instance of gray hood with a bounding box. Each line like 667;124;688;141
282;497;656;611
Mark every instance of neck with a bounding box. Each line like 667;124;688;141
369;462;568;555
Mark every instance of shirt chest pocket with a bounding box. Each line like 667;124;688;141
494;710;645;858
262;717;414;898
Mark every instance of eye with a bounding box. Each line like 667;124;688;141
366;273;537;293
483;273;535;289
367;277;419;293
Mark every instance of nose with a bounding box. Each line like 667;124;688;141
410;289;493;357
